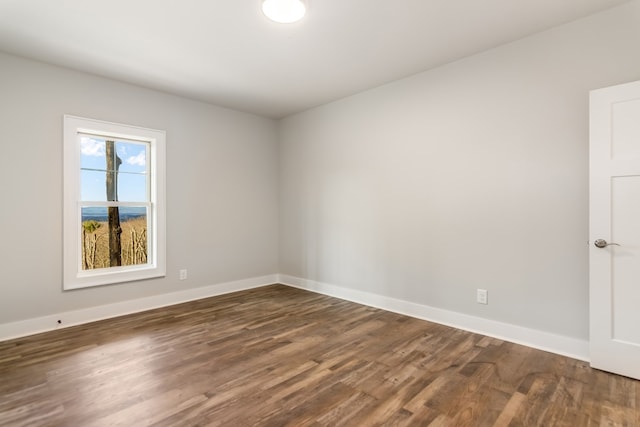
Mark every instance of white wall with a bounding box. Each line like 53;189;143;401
0;52;279;325
279;1;640;342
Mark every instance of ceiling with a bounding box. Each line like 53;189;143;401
0;0;630;118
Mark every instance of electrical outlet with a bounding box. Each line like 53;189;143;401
477;289;488;305
179;269;188;280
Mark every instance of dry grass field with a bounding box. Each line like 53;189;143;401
82;217;147;269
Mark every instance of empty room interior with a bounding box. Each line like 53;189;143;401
1;0;640;425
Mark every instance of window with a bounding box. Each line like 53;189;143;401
63;115;165;289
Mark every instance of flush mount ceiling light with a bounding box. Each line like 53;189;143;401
262;0;306;24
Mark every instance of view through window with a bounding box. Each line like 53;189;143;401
80;136;149;270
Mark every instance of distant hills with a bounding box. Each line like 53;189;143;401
82;206;146;222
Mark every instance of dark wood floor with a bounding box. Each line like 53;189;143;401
0;285;638;426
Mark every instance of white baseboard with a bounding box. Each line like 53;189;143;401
0;274;278;342
1;273;590;362
279;274;589;362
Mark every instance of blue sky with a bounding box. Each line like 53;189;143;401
80;136;148;202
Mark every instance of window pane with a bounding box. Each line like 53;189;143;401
116;141;147;174
118;172;148;202
81;170;107;201
80;136;106;170
81;206;148;270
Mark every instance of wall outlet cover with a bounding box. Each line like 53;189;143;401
477;289;488;305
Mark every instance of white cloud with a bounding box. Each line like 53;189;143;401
80;137;105;156
127;152;146;166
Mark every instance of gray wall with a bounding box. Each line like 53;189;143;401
278;1;640;340
0;53;279;324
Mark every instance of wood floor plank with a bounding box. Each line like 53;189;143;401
0;284;638;426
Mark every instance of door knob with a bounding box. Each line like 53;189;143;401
594;239;620;248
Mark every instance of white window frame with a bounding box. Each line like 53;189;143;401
63;115;166;289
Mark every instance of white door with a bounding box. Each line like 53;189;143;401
590;80;640;380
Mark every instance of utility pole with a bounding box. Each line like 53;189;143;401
106;140;122;267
